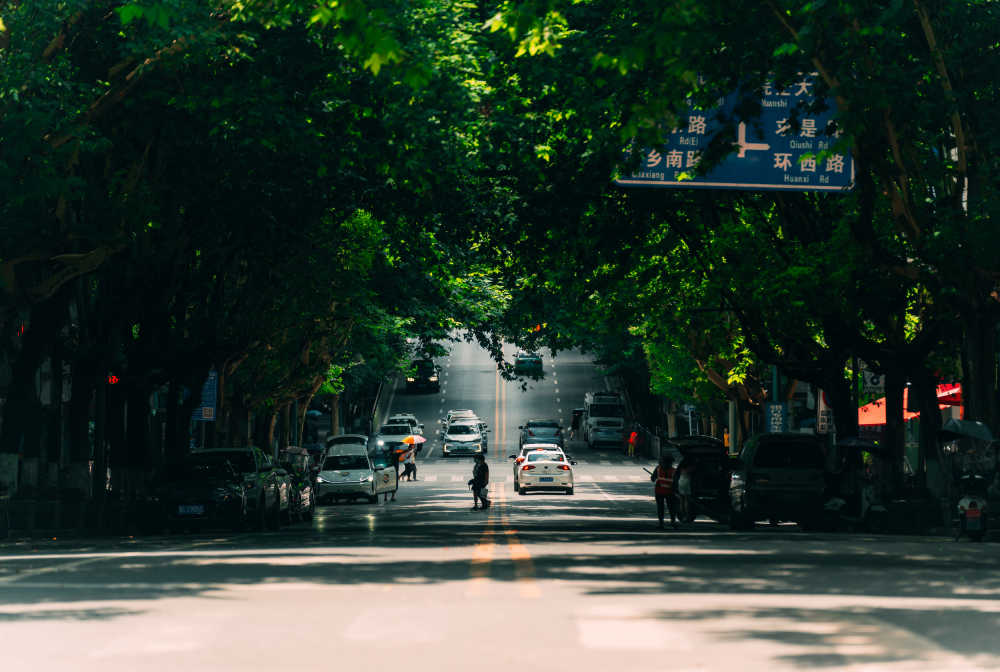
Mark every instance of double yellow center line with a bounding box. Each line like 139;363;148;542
467;365;538;598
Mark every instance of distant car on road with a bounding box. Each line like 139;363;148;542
406;359;441;392
376;422;415;457
519;419;565;449
387;413;424;447
441;420;487;457
513;352;543;375
517;450;574;495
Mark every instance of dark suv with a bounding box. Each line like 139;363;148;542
406;359;440;392
728;433;827;530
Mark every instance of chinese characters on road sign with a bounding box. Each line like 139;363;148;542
617;74;854;192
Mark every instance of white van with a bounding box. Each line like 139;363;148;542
315;444;396;504
582;391;626;448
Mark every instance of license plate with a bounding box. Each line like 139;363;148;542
540;477;554;482
178;505;204;515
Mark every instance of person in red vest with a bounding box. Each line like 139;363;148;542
650;454;678;529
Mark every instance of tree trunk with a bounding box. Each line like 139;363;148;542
828;371;858;439
106;381;126;495
330;393;341;439
125;385;150;496
961;307;998;428
66;358;96;496
912;369;943;493
884;367;906;495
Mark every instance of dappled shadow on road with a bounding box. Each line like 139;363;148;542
2;479;1000;662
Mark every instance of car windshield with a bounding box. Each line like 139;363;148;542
328;436;365;446
527;452;564;462
168;459;235;481
527;426;560;436
448;425;477;435
754;442;824;469
380;425;411;435
589;404;624;417
206;451;255;472
414;361;435;373
323;455;369;471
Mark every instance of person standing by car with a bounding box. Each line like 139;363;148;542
468;454;490;510
677;458;694;523
650;454;678;529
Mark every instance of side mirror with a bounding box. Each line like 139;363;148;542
508;454;516;459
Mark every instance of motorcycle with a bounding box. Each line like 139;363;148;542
955;473;989;542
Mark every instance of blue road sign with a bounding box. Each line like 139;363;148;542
765;402;788;433
616;75;853;192
192;369;218;422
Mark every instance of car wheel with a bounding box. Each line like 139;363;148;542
518;488;527;496
302;498;315;522
566;487;574;495
267;495;281;530
254;497;267;531
729;511;753;531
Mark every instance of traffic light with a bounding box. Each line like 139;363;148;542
107;373;120;385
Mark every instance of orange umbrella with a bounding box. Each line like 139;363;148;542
402;435;427;445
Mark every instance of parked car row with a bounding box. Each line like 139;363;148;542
153;444;316;533
664;432;881;532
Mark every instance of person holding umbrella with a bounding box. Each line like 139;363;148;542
401;434;425;482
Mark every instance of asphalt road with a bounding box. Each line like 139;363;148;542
3;340;1000;671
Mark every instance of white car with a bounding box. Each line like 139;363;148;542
375;422;416;455
441;420;487;457
509;443;563;490
387;413;424;442
516;450;574;495
315;444;396;504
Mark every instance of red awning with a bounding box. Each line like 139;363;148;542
858;384;960;427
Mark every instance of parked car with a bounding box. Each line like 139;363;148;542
513;352;543;375
665;435;730;522
406;358;440;392
278;446;316;523
315;444;396;504
518;419;565;449
154;454;247;532
728;433;827;531
192;447;282;530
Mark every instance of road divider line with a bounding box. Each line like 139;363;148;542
496;483;539;599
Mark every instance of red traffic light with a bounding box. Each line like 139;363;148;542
107;374;120;385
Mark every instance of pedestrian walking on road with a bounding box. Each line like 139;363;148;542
468;454;490;510
402;447;417;481
650;455;678;529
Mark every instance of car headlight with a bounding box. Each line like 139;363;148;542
377;439;385;446
443;443;452;451
429;376;438;381
361;474;374;482
406;377;415;382
316;475;329;484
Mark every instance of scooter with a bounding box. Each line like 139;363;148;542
955;473;989;542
